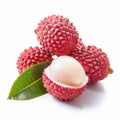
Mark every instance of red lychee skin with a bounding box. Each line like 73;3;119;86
42;71;86;101
34;15;79;56
76;38;86;49
70;46;113;84
17;46;53;73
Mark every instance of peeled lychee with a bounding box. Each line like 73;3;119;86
42;56;88;101
70;46;113;84
17;46;53;73
34;15;79;56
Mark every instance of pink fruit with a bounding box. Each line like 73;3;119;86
17;46;53;73
35;15;79;56
42;56;88;101
70;46;113;84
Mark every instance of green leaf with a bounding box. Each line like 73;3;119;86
8;62;51;100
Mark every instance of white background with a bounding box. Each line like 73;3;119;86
0;0;120;119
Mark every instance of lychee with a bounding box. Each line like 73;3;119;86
42;56;88;101
34;15;79;56
70;45;113;84
17;46;53;73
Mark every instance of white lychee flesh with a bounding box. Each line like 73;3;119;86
45;56;88;88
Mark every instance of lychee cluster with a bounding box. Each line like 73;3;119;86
16;15;113;101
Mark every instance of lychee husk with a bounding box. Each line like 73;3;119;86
43;71;87;101
34;15;79;56
16;46;53;73
70;45;113;84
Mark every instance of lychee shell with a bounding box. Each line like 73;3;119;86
17;46;53;73
35;15;79;56
42;71;86;101
70;46;113;84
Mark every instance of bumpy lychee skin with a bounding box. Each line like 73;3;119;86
70;46;113;84
43;74;86;101
42;56;88;101
34;15;79;56
17;46;53;73
76;38;86;49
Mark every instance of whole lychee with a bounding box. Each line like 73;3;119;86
70;46;113;84
42;56;88;101
34;15;79;56
17;46;53;73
